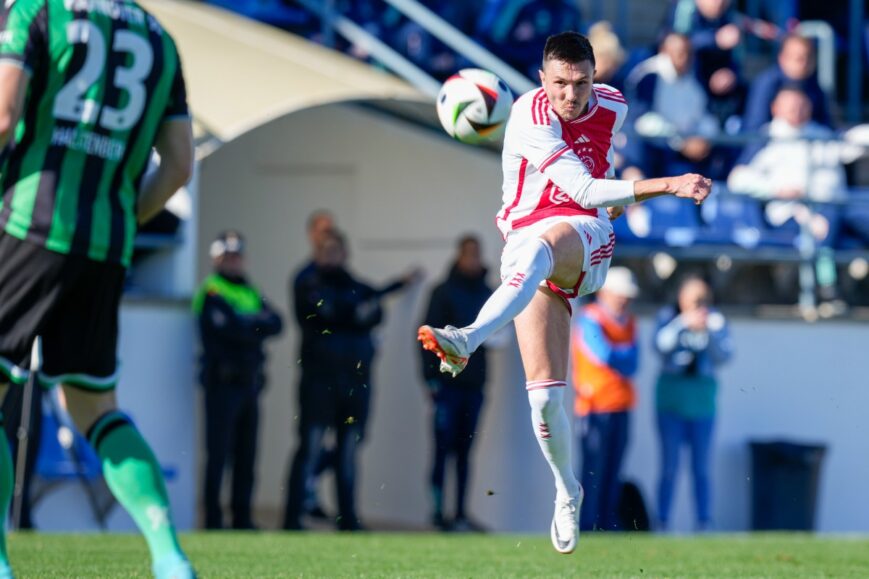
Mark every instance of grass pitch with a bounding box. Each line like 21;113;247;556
8;532;869;577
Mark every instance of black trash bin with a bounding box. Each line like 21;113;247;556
750;441;827;531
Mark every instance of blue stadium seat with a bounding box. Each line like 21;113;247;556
615;195;701;247
32;395;114;528
699;193;761;248
699;192;797;249
32;392;177;529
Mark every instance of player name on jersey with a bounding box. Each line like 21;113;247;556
50;127;126;162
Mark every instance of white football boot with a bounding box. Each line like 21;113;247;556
417;325;470;377
550;488;583;554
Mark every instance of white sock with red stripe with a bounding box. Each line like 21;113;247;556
527;382;580;500
463;238;553;353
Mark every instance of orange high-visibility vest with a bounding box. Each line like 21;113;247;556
572;302;636;416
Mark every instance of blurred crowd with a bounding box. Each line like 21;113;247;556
203;0;869;308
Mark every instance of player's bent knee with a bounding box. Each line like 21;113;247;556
539;226;585;289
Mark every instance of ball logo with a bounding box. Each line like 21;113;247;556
580;155;596;173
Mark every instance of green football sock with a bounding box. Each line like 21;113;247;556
0;413;12;566
88;412;183;562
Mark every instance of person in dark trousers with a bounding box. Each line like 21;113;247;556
571;267;640;532
194;231;283;530
284;230;417;531
420;236;493;532
653;275;733;531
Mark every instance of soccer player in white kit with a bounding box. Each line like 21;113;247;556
418;32;711;554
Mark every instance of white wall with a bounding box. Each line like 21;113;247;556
196;101;506;527
625;316;869;533
195;102;869;533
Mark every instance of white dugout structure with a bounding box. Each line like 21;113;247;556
35;1;869;534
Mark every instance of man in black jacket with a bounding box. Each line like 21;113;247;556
284;230;416;530
194;231;283;530
420;235;493;531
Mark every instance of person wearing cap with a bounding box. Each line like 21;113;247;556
653;274;732;532
571;266;640;531
193;231;284;530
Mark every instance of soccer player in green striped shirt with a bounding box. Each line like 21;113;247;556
0;1;195;577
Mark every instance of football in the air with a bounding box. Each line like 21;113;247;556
435;68;513;145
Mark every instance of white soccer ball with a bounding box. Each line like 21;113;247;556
436;69;513;145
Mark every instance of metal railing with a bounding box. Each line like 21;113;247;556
298;0;535;97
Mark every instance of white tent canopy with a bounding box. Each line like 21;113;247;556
139;0;427;146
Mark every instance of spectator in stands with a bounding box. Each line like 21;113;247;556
571;267;640;531
419;235;493;532
207;0;317;37
623;33;723;179
475;0;582;80
662;0;762;128
332;0;391;61
284;230;419;531
194;231;284;530
587;21;629;91
653;275;732;531
729;87;848;303
742;34;831;134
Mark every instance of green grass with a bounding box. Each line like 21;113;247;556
7;532;869;578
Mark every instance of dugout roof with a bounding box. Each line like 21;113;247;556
139;0;428;152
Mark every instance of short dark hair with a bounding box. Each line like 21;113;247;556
542;32;595;69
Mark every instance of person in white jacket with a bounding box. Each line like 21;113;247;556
728;86;853;306
728;86;847;243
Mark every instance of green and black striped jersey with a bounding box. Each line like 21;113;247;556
0;0;189;266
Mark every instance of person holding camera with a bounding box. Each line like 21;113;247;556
653;275;733;531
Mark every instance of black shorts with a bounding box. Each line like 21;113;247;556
0;233;125;391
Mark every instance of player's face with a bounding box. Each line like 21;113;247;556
539;59;595;121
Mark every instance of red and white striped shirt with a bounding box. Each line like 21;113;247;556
496;84;630;237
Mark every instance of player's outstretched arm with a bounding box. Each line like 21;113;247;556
138;118;194;224
631;173;712;205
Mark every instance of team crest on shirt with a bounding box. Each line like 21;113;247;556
580;155;596;173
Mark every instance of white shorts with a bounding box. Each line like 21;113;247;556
500;214;615;303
